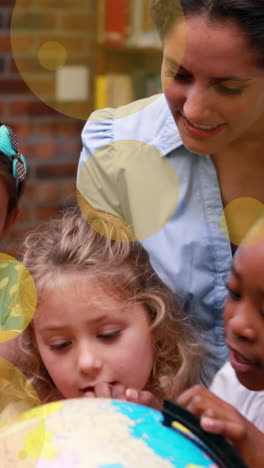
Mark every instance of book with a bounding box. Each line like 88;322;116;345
95;75;108;109
132;69;162;100
95;74;133;109
126;0;142;47
139;0;161;48
97;0;161;49
97;0;106;44
126;0;161;48
103;0;131;45
145;73;162;96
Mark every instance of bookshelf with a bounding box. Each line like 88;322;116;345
95;0;163;109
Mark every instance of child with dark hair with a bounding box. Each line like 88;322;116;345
178;214;264;468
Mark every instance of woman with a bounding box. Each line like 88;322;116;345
77;0;264;382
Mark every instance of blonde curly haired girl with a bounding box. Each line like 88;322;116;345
18;207;203;408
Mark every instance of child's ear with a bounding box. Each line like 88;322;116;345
0;207;19;241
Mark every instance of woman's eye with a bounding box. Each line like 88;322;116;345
226;284;241;301
166;68;192;82
97;330;120;340
49;342;71;351
216;84;243;96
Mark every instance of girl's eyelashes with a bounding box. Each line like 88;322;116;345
49;342;71;351
225;283;241;301
97;330;121;340
48;330;121;350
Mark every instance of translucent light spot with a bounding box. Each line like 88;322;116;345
0;277;9;289
221;197;264;246
241;213;264;248
77;140;179;241
10;0;182;119
18;450;27;460
1;398;63;466
0;360;44;467
38;41;67;71
0;253;37;343
0;359;40;426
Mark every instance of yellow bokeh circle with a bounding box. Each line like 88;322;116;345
0;359;40;427
77;140;179;241
240;211;264;248
220;197;264;247
38;41;67;71
10;0;185;119
0;253;37;343
0;360;60;467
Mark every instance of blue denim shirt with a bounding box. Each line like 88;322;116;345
78;94;232;382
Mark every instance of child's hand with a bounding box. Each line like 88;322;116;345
125;388;162;411
83;382;162;410
177;385;264;468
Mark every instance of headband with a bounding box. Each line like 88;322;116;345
0;125;27;186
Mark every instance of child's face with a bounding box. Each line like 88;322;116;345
224;240;264;390
33;273;154;399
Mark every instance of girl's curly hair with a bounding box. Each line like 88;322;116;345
18;207;204;403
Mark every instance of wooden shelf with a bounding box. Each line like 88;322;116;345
95;0;163;107
96;44;162;75
100;43;162;55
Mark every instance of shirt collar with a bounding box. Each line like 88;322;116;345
160;97;185;157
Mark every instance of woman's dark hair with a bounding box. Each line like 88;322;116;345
150;0;264;67
0;151;25;215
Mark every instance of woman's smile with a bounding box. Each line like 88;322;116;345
179;112;227;139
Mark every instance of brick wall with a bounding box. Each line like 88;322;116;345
0;0;97;255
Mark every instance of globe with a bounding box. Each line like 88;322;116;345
0;398;245;467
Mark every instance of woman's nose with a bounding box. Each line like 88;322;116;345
77;345;102;374
183;85;212;122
